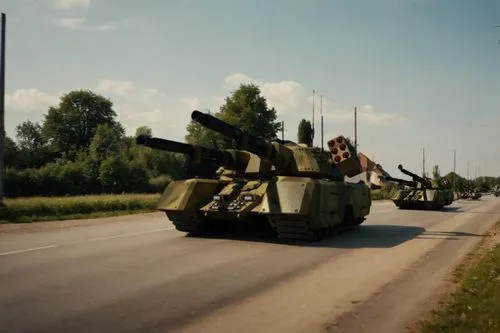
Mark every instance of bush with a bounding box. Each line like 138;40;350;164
148;175;172;193
4;160;171;197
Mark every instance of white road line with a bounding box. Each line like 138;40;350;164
0;227;175;257
71;226;176;244
0;244;59;257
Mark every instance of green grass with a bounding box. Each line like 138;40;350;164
0;193;161;223
420;232;500;332
0;189;386;224
370;189;393;200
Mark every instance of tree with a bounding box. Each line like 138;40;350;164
4;136;19;167
185;84;282;149
432;165;440;179
42;89;119;156
15;120;49;168
89;123;126;162
16;120;45;151
135;126;152;137
297;119;313;146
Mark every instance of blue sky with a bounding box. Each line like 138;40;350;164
2;0;499;178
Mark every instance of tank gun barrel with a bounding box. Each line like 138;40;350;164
382;175;418;188
191;110;277;160
397;164;432;188
136;135;239;167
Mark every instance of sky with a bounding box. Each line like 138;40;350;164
2;0;500;178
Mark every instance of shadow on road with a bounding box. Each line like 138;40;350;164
441;206;462;213
186;223;485;248
306;225;483;249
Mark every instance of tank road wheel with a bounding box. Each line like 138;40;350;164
166;212;208;235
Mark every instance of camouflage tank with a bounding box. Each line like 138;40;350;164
460;184;482;200
382;164;454;210
136;110;371;241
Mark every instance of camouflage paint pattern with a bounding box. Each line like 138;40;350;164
138;110;371;241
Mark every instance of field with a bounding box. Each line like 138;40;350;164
0;194;161;223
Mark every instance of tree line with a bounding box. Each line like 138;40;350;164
433;165;499;192
4;83;497;197
4;84;284;197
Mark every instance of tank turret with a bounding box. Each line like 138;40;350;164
397;164;433;188
380;175;418;188
191;110;363;178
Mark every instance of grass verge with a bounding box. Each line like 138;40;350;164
370;189;393;200
0;189;387;224
420;222;500;333
0;193;161;223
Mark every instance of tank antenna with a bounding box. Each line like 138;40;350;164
312;89;315;146
320;95;324;151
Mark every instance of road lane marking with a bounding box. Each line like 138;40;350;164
0;244;59;257
71;226;176;244
0;227;176;257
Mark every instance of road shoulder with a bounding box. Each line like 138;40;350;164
327;200;500;333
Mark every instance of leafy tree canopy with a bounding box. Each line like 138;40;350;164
297;119;313;146
185;83;282;148
43;89;119;156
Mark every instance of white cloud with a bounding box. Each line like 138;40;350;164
6;88;59;113
53;17;124;31
224;73;408;126
5;73;409;142
53;0;93;9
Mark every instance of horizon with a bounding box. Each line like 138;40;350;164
3;0;499;178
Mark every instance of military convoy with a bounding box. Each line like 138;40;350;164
136;110;371;241
136;107;499;242
381;164;454;210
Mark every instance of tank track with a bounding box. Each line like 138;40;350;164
166;212;207;234
167;212;364;242
270;216;364;242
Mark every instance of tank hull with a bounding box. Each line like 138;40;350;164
156;176;371;241
391;188;454;210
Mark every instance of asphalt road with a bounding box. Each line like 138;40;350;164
1;196;499;333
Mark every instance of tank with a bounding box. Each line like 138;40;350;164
383;164;454;210
459;184;482;200
136;110;371;241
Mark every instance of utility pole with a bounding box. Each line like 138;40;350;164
0;13;6;207
312;90;315;146
451;149;456;191
422;146;426;177
467;160;470;180
320;95;324;151
281;120;284;140
354;106;358;154
453;149;456;174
